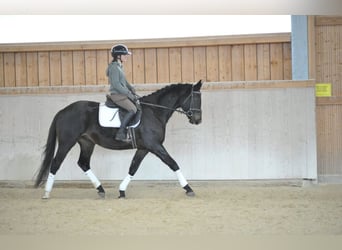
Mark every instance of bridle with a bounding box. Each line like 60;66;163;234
180;87;202;117
139;87;201;117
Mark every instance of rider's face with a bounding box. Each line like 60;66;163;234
120;54;129;62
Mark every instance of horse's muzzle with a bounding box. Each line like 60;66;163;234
191;119;202;125
189;114;202;125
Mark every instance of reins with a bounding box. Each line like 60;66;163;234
138;101;189;115
138;87;201;117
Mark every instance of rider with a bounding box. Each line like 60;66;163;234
107;44;138;142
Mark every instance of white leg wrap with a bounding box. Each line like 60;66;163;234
42;173;55;199
45;173;55;193
119;175;133;191
85;169;101;188
175;170;188;187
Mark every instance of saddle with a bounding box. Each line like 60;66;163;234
98;95;141;128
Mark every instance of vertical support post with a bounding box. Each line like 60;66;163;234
291;15;309;80
307;16;316;80
292;15;318;184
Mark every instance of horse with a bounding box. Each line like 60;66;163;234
34;80;203;199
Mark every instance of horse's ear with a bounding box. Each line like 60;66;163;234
194;80;203;91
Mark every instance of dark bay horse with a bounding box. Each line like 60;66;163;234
34;80;203;199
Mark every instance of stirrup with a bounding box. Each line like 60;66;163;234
117;137;131;142
115;132;130;142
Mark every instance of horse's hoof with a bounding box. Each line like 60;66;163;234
186;191;195;197
97;192;105;198
41;191;50;199
118;190;126;199
183;185;195;197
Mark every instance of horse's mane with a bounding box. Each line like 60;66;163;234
141;83;192;103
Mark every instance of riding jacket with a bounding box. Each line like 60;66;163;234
106;61;136;100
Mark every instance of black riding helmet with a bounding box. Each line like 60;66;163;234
111;44;132;58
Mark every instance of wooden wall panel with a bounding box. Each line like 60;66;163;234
169;48;182;83
317;105;342;176
85;51;97;85
4;53;15;87
218;45;232;81
15;53;27;87
26;52;38;86
181;47;194;82
283;43;292;80
0;53;4;87
194;47;206;82
38;52;50;86
206;46;219;82
61;51;73;85
270;43;284;80
257;44;271;80
157;48;170;83
315;16;342;181
96;50;108;84
73;51;85;85
316;25;342;96
144;48;157;83
84;50;97;85
0;33;292;88
49;51;61;86
231;45;245;81
132;48;145;84
244;44;257;80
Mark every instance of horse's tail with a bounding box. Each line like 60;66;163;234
34;115;58;188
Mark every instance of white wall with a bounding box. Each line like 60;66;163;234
0;84;317;181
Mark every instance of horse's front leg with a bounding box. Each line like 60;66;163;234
151;145;195;197
118;149;149;198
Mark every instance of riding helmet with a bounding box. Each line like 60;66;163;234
111;44;132;57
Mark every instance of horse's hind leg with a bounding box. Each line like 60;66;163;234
78;138;105;198
43;143;75;199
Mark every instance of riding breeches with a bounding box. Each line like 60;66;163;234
109;94;137;113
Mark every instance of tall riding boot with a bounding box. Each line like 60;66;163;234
115;111;135;141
